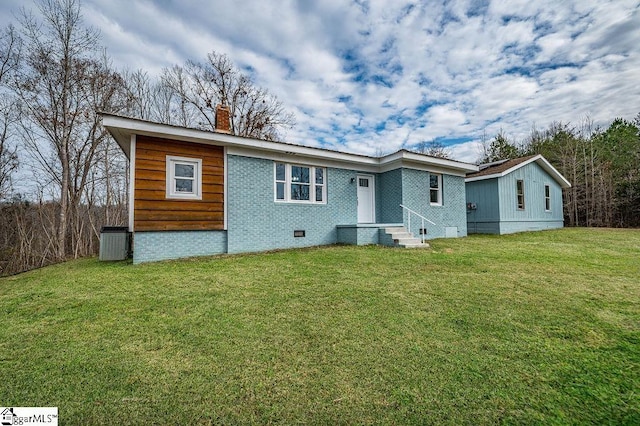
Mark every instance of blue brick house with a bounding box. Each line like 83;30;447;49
102;110;478;263
465;155;571;234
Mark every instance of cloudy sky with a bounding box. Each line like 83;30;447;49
1;0;638;162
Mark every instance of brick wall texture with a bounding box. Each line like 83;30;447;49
226;155;358;253
133;153;470;262
377;169;403;223
401;169;468;239
133;230;227;264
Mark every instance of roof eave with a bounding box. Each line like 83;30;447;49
535;157;572;188
465;154;571;188
102;113;479;174
381;150;478;173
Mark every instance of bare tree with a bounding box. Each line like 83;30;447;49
0;25;21;199
475;130;490;164
0;107;18;199
14;0;129;260
161;51;295;140
415;140;452;159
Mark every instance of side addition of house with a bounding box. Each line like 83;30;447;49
102;107;478;263
465;155;571;234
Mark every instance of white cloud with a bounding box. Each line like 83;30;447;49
450;140;485;164
1;0;637;163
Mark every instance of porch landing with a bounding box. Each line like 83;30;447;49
336;223;429;248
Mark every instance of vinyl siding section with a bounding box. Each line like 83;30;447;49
498;162;564;223
465;178;500;234
466;161;565;234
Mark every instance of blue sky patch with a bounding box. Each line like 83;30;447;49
0;0;631;164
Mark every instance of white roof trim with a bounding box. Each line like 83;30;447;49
102;114;479;174
465;172;503;182
465;154;571;188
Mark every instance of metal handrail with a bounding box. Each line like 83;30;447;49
400;204;436;243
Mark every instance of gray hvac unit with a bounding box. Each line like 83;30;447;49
99;226;130;261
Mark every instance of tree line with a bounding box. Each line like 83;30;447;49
1;0;638;276
0;0;293;275
479;117;640;228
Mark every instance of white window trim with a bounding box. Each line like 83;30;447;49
274;162;326;204
166;155;203;200
516;179;525;210
544;184;551;212
430;173;442;206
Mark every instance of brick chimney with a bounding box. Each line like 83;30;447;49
215;104;232;134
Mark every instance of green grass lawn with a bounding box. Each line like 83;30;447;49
1;228;638;424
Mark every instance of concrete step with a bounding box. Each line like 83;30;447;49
389;232;413;240
383;226;429;249
394;237;422;245
398;240;430;248
385;226;407;234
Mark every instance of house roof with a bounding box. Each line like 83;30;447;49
466;154;571;188
101;113;479;176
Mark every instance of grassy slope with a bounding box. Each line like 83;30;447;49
0;228;638;424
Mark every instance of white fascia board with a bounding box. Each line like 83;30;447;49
465;173;502;182
102;114;479;175
228;147;471;176
380;151;478;174
498;155;541;177
496;155;571;188
102;114;381;168
379;160;468;177
401;151;478;172
465;154;572;188
465;157;541;182
226;146;380;173
535;156;572;188
378;159;403;173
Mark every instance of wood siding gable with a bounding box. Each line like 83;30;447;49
134;135;224;231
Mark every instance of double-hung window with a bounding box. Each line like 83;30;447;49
429;173;442;205
544;184;551;211
166;155;202;200
275;163;326;204
516;180;525;210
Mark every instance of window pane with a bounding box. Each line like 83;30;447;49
291;184;310;200
316;185;323;202
315;168;324;184
291;166;310;183
359;178;368;187
175;178;193;193
430;174;439;189
430;189;439;204
276;182;285;200
276;163;285;181
175;163;194;178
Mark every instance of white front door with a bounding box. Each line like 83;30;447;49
357;175;375;223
